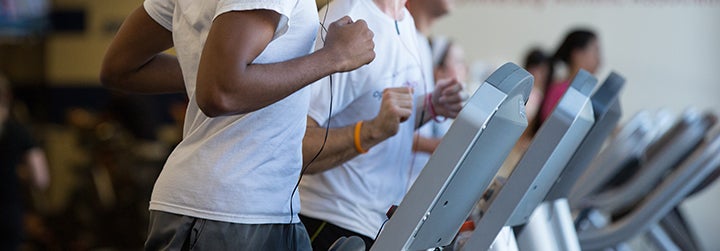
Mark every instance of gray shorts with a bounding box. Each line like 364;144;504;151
145;210;312;250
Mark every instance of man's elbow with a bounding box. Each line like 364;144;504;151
300;157;330;174
301;155;324;175
198;103;225;118
99;63;125;90
99;75;120;90
301;123;327;175
303;168;321;175
197;90;251;117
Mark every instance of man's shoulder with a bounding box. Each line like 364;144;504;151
323;0;372;20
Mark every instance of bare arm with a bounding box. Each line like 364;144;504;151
196;12;374;117
413;78;465;128
303;87;413;174
101;6;185;94
302;118;382;174
102;7;374;117
302;77;462;173
413;134;441;154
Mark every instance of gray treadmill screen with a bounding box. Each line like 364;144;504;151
462;69;597;251
545;72;626;201
370;63;533;251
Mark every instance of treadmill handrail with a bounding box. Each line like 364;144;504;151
569;109;679;205
580;112;716;213
578;132;720;250
568;111;660;204
546;71;625;201
370;63;533;251
462;69;597;251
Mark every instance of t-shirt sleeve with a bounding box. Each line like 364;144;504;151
143;0;175;31
215;0;296;40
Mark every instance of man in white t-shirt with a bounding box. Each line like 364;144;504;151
100;0;375;249
406;0;456;189
298;0;464;249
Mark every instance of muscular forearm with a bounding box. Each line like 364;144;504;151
101;6;185;94
413;135;441;154
198;49;340;117
102;53;185;94
196;11;374;117
302;87;414;173
302;118;386;174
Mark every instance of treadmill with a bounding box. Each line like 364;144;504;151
370;63;533;251
461;69;598;251
567;108;717;251
575;109;716;213
514;72;626;251
577;128;720;250
568;109;676;206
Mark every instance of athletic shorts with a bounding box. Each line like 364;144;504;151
145;210;312;250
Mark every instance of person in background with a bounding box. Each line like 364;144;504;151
432;38;467;85
405;0;454;177
540;29;601;121
100;0;375;249
524;47;553;136
496;47;552;178
406;0;453;36
406;0;454;86
0;75;50;251
298;0;465;249
409;36;468;187
459;48;554;250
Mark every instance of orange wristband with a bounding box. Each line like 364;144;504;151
354;121;368;154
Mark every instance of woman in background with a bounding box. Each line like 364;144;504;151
524;48;553;135
540;29;601;122
495;48;552;178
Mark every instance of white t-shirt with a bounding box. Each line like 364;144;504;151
416;31;434;95
144;0;319;224
299;0;426;238
408;30;435;189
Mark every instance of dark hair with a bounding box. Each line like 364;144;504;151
553;29;597;66
524;48;549;70
523;48;552;134
524;47;552;86
536;29;596;126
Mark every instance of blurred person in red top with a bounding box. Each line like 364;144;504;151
540;29;601;122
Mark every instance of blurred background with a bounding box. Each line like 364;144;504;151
0;0;718;250
430;1;720;250
1;0;184;250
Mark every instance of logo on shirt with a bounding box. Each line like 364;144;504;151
404;81;418;89
373;90;382;101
